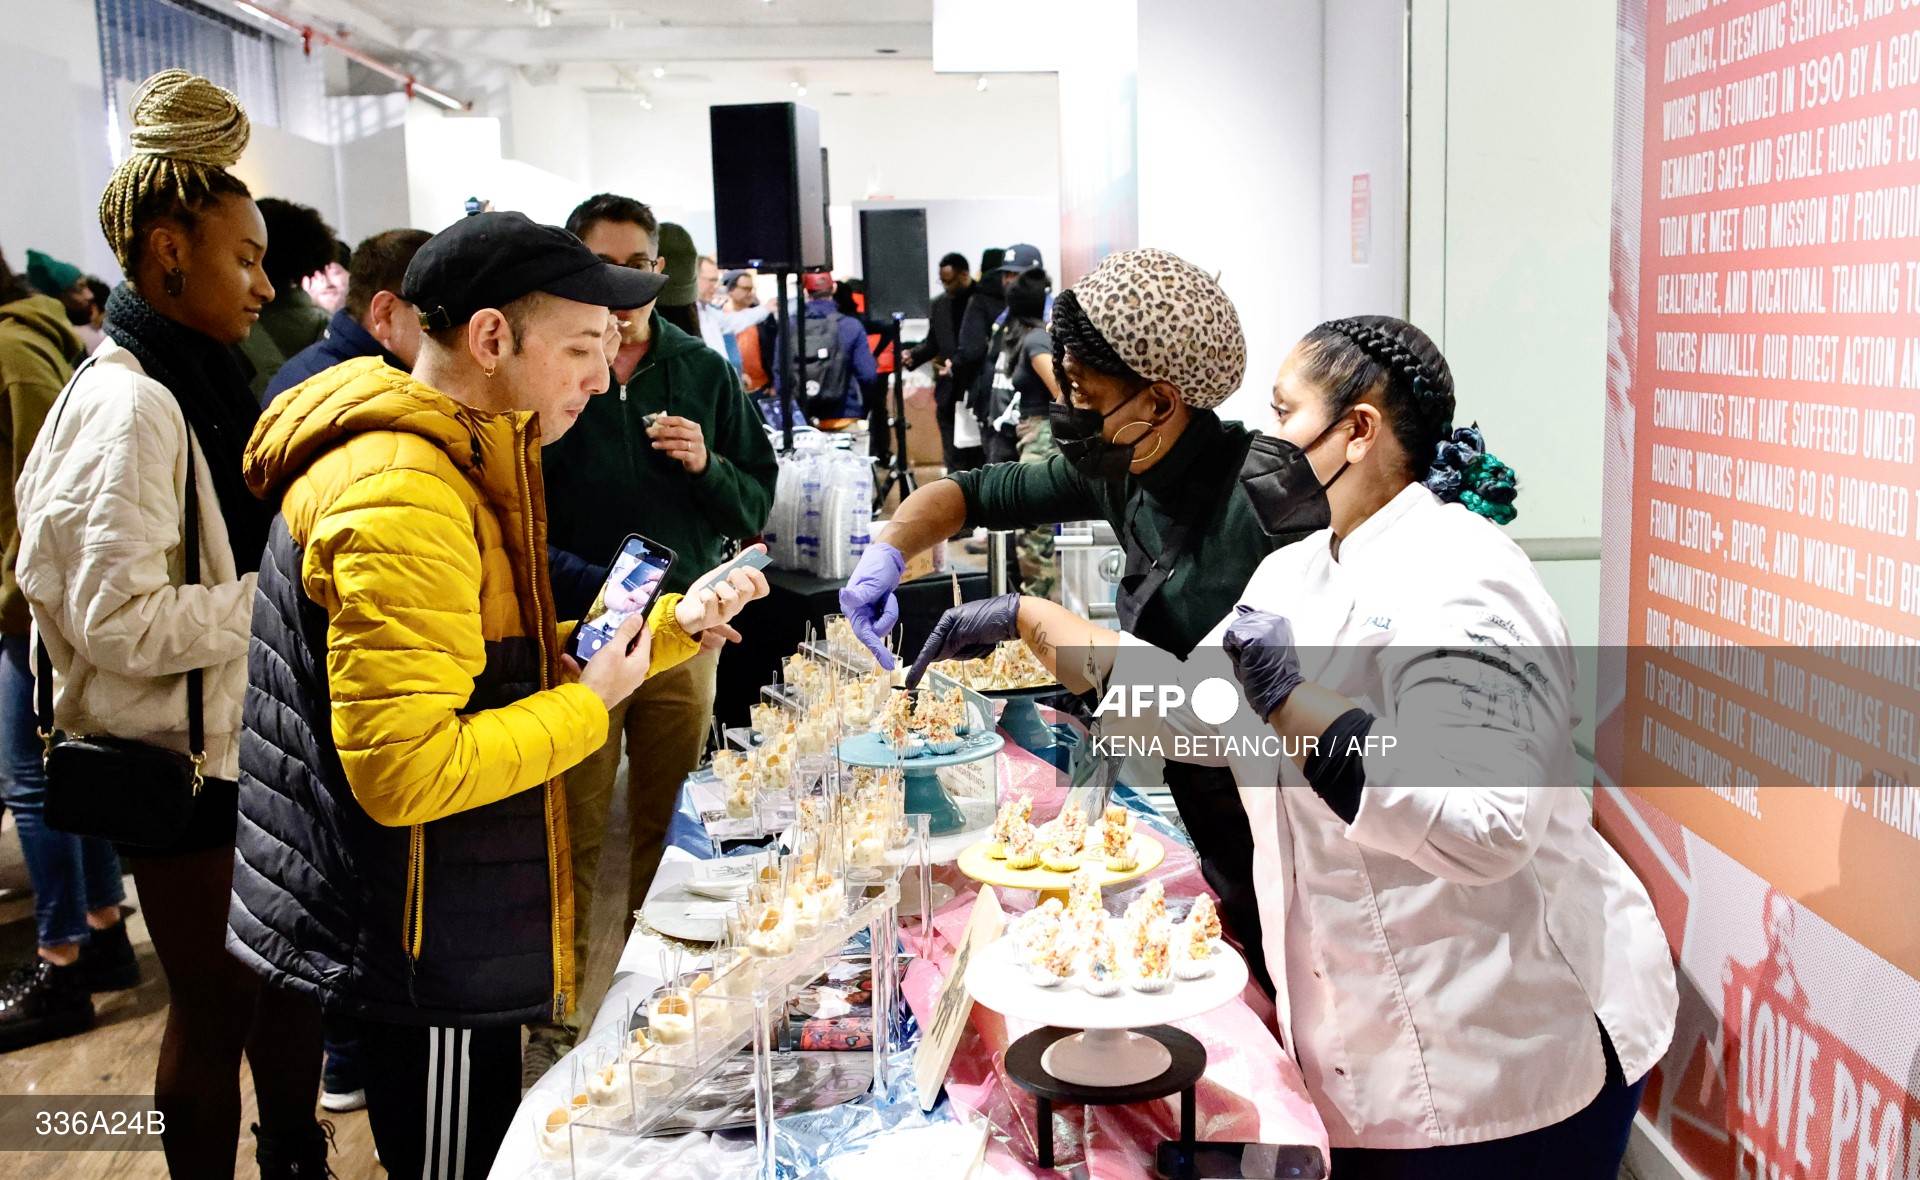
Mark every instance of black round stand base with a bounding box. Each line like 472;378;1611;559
1003;1024;1205;1171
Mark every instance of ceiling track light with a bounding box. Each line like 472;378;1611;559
976;75;990;92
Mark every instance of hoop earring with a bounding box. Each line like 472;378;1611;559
163;268;185;297
1128;429;1166;467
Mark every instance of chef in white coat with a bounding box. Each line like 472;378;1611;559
906;315;1678;1179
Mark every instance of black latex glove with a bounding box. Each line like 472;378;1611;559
905;594;1024;688
1222;605;1304;722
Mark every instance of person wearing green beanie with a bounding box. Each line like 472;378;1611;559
24;250;95;330
654;222;701;337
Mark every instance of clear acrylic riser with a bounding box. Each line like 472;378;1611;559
535;878;901;1180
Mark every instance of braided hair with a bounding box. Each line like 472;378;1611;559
1049;287;1146;386
1297;315;1519;525
97;69;252;274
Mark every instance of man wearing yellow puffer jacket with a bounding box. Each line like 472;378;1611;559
224;213;769;1180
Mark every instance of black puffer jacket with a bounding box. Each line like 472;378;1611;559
229;515;559;1025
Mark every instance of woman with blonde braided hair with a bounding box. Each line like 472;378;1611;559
908;313;1675;1177
16;69;331;1178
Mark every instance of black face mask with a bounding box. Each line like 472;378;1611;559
1240;415;1352;540
1050;387;1156;482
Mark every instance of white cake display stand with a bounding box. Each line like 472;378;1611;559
964;934;1248;1086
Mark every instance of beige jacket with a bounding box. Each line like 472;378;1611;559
16;340;254;780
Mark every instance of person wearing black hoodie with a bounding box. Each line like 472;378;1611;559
951;246;1010;448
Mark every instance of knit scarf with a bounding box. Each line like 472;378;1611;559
103;283;272;569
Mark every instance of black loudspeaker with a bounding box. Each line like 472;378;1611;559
859;208;931;320
710;103;827;271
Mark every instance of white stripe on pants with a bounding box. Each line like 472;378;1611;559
424;1028;472;1180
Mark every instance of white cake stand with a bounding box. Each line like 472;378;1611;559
965;935;1248;1086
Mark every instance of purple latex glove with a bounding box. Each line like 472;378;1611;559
1222;605;1303;722
905;594;1023;689
839;542;907;669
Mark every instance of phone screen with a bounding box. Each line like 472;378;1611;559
569;535;675;664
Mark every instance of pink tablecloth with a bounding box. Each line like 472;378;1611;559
900;743;1328;1177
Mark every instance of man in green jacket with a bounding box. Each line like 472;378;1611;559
532;193;778;1075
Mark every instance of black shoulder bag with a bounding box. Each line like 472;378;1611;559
37;378;207;847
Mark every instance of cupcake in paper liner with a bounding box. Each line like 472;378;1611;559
1026;933;1077;988
1067;864;1105;920
1083;921;1122;997
988;793;1033;857
1174;917;1216;980
1186;894;1223;952
1102;805;1138;871
1039;833;1081;873
1004;821;1041;870
1130;916;1175;993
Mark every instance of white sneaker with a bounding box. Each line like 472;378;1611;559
320;1088;366;1113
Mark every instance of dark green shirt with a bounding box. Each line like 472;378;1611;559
948;408;1285;657
544;312;779;595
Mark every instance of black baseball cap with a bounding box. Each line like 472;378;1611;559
402;211;669;331
993;243;1044;275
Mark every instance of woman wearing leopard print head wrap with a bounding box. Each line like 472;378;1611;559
904;315;1675;1179
842;246;1286;994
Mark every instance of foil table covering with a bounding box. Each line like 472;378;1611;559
490;732;1326;1178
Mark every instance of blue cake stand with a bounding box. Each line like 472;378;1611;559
837;730;1005;835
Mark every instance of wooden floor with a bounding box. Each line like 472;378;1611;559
0;782;640;1179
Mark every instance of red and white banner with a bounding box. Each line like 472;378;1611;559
1601;1;1920;1174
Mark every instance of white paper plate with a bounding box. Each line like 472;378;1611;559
640;882;734;942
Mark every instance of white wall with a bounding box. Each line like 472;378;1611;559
586;80;1061;272
335;126;414;243
0;0;118;280
1322;0;1408;318
231;123;346;235
1405;0;1615;741
1408;0;1615;547
404;107;504;232
848;197;1062;297
1135;0;1326;425
505;73;594;191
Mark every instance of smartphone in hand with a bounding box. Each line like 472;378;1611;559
566;534;677;664
692;546;772;595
